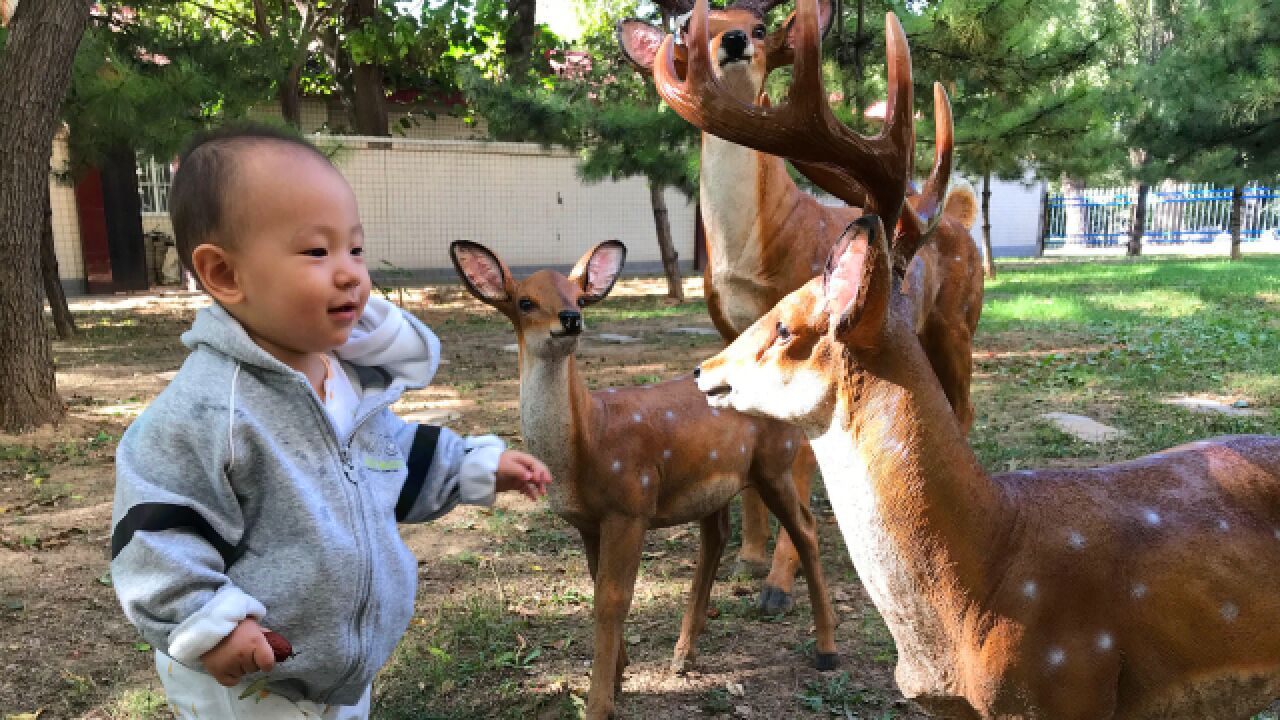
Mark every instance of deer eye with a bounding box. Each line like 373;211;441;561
752;25;766;39
775;321;791;344
576;296;587;308
518;298;537;313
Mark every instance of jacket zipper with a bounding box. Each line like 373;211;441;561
310;384;400;701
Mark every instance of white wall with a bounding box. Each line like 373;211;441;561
961;174;1045;258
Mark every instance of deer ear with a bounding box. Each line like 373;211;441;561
765;0;833;71
618;19;666;75
570;240;627;306
450;241;514;306
823;215;890;347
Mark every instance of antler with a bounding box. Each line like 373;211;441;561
652;0;695;19
655;0;953;269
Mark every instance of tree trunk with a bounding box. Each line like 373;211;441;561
349;0;389;136
40;185;77;339
852;0;865;129
648;180;684;302
504;0;537;78
981;171;997;278
280;67;303;128
1228;182;1245;261
1127;181;1148;257
0;0;90;432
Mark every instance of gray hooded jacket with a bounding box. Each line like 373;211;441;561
110;298;502;704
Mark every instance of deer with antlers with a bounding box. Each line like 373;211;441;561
677;2;1280;713
619;0;983;613
449;239;838;720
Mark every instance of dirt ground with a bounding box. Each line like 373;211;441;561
0;278;933;720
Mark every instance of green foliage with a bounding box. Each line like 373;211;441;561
64;15;273;169
462;0;700;195
1128;0;1280;182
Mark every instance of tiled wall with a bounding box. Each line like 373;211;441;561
48;130;697;287
319;135;696;277
49;132;83;285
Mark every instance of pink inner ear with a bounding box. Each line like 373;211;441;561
621;21;663;68
825;241;867;317
458;251;505;299
587;246;624;295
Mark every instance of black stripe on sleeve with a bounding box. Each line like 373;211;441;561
396;424;442;522
110;502;246;567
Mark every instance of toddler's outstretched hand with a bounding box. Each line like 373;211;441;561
495;450;552;501
200;616;276;687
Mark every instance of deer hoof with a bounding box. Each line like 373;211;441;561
670;653;694;675
814;652;840;671
757;584;794;615
731;558;770;580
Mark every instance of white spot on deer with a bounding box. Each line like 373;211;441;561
1047;647;1066;667
1068;531;1086;550
1274;528;1280;541
1096;632;1113;651
1022;580;1037;599
1217;518;1230;532
1131;582;1148;600
632;413;643;423
785;440;793;450
665;410;675;421
640;474;650;489
663;449;673;460
710;408;720;417
739;444;746;455
612;460;622;474
1143;509;1161;526
811;262;822;272
710;449;719;460
1221;602;1239;622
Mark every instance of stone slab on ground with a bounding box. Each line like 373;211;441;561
595;333;641;344
1163;396;1263;417
1041;412;1125;443
667;326;719;336
503;343;519;353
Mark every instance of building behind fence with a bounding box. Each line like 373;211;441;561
1044;182;1280;255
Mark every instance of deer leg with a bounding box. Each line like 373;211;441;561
584;516;647;720
580;528;630;676
751;474;839;671
672;506;731;674
759;444;817;615
734;487;772;578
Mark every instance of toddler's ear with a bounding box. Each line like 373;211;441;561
450;241;514;307
191;243;243;305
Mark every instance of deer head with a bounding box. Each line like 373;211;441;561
654;0;953;272
618;0;834;104
695;215;895;431
450;240;627;360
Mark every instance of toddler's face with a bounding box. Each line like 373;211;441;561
221;146;371;365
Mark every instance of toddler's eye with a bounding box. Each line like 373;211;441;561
775;321;791;344
518;298;537;312
304;248;328;258
351;246;364;257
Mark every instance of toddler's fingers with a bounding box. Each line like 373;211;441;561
253;634;277;674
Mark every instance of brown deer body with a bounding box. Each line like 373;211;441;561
449;240;838;720
695;214;1280;719
620;0;982;611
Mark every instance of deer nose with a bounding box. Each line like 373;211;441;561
720;30;748;60
559;311;583;335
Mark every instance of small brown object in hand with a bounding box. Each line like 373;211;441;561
263;630;294;663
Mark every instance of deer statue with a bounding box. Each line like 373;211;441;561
697;211;1280;719
449;240;839;720
619;0;983;614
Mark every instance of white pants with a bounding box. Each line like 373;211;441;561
155;652;371;719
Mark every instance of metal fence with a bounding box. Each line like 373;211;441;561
1043;182;1280;251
